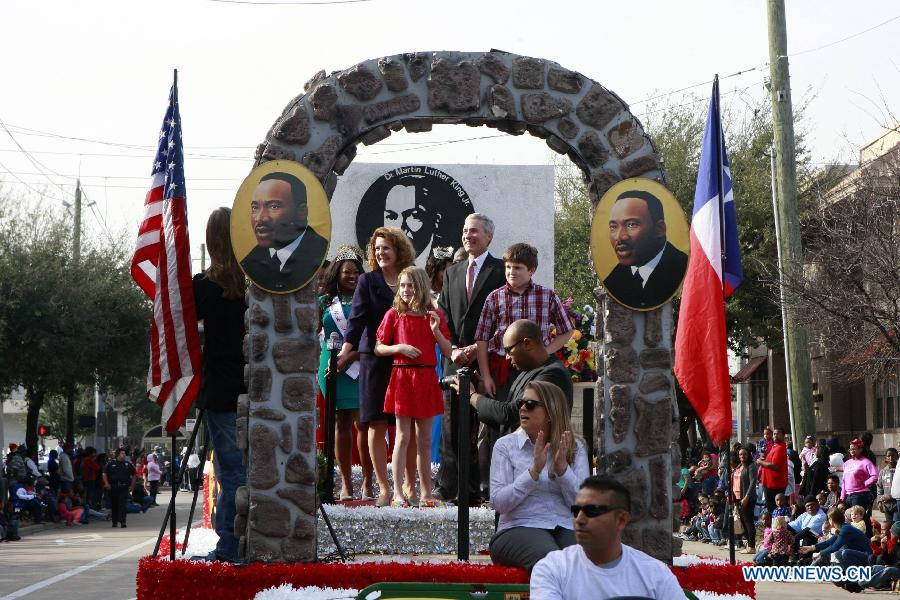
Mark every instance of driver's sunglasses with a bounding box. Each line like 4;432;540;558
516;398;544;411
570;504;626;518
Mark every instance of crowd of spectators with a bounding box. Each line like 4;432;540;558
678;428;900;591
1;441;167;542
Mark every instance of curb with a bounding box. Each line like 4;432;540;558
18;521;64;538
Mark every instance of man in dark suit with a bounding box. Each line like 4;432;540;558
435;213;505;503
603;189;688;309
240;171;329;292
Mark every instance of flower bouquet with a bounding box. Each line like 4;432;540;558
558;298;597;383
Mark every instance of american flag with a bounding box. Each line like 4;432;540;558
131;72;202;436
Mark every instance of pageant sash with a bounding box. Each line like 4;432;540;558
329;296;360;379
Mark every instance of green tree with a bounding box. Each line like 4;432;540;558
553;156;595;308
0;193;151;456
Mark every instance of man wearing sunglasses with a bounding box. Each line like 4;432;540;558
530;475;683;599
469;319;572;437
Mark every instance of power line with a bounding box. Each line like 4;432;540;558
0;115;73;201
784;13;900;59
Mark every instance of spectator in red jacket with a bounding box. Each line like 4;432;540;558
80;447;101;510
756;427;788;513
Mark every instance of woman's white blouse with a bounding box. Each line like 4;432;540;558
490;428;591;534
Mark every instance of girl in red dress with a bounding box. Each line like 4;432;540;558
376;266;452;507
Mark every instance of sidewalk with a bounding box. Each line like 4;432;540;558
681;538;895;598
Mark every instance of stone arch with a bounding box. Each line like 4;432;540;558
255;50;665;204
238;50;679;565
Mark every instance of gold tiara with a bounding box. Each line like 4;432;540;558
333;244;364;263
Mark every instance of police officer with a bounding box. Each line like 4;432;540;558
103;447;136;528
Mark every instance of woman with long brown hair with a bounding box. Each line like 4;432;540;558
489;380;589;572
340;227;417;506
193;206;247;562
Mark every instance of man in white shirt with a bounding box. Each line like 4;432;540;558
530;475;684;600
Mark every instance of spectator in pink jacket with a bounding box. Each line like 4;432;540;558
842;438;879;537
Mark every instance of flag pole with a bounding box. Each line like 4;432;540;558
712;74;736;566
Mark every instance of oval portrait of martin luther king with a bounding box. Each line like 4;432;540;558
355;166;473;264
231;160;331;294
591;179;689;311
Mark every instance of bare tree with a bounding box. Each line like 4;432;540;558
779;145;900;381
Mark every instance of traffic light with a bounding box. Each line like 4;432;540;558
38;425;50;437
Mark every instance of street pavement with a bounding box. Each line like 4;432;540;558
681;537;896;598
0;490;196;600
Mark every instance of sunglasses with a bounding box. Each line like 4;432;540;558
517;398;545;411
503;338;526;354
570;504;627;518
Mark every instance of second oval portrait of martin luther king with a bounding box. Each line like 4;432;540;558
231;160;331;294
355;166;474;262
591;178;689;311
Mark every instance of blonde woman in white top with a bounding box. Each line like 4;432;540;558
489;381;590;572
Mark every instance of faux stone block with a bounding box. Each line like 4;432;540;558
285;453;316;486
280;423;292;454
248;366;272;402
619;467;648;521
487;84;516;119
247;534;281;563
511;57;545;89
557;117;579;140
249;303;270;327
272;335;318;374
598;448;632;474
638;372;670;395
403;52;429;82
237;394;249;419
642;528;672;563
248;333;268;361
547;67;583;94
250;283;268;302
338;65;383;101
250;408;285;421
648;456;668;519
378;57;409;92
578;131;610;168
360;125;392;146
621;154;660;179
282;376;316;412
302;135;344;179
606;345;638;384
281;537;315;562
298;416;315;453
606;301;635;344
476;53;510;84
427;58;480;113
644;309;662;348
310;83;338;122
521;92;572;122
272;295;293;333
640;348;671;369
363;94;421;125
304;70;326;93
249;493;290;538
609;384;631;443
546;134;569;155
236;486;250;515
234;514;247;538
608;120;645;159
277;486;316;513
589;169;621;199
576;85;621;130
272;104;310;145
293;512;317;540
335;104;363;137
248;424;280;490
236;416;247;450
634;397;672;457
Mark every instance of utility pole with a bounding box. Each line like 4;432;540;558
767;0;814;444
200;243;206;271
66;179;83;446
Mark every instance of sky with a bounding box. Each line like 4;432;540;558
0;0;897;259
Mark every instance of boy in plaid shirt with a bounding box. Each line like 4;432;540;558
474;242;574;399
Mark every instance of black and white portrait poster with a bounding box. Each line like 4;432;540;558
329;163;556;286
355;166;473;263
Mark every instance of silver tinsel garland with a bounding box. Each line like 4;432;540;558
316;505;495;555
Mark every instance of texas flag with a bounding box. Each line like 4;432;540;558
674;77;743;445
